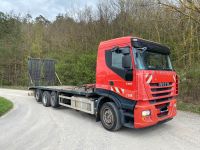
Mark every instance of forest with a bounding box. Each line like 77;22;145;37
0;0;200;104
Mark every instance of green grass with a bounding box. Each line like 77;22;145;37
178;100;200;114
0;97;13;116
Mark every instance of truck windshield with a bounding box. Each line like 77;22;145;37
133;48;173;71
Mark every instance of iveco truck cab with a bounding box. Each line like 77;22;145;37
95;36;178;129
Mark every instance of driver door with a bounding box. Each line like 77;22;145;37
105;46;137;99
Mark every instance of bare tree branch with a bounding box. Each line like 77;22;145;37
158;0;200;24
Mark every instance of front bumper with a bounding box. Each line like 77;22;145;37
134;99;177;128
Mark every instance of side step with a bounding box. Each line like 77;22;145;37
59;95;95;114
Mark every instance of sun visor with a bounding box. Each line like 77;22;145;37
132;38;170;55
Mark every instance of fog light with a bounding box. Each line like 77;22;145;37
142;110;151;117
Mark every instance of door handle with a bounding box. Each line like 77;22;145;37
109;81;114;86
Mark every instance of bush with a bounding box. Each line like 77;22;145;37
56;51;96;85
178;64;200;104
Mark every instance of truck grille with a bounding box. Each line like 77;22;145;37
155;102;170;118
149;82;174;118
149;82;173;103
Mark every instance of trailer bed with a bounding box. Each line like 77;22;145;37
29;85;96;97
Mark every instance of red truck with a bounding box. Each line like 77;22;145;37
29;36;178;131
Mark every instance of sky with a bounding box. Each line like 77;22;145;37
0;0;98;20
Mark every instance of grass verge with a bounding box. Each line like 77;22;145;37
178;100;200;114
0;86;28;90
0;97;13;117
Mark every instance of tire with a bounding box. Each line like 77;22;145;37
100;102;122;131
42;91;51;107
35;89;42;102
50;91;60;108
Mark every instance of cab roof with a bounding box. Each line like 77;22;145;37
99;36;170;54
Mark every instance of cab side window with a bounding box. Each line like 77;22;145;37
105;46;133;81
112;52;123;69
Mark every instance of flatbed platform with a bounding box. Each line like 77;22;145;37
29;85;96;97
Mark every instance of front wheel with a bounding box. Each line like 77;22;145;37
100;102;122;131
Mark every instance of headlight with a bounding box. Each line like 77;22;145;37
142;110;151;117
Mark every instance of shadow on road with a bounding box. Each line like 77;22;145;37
52;104;174;136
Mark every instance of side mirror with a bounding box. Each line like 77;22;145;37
122;55;132;69
112;46;119;52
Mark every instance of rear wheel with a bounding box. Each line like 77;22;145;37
35;89;42;102
50;91;60;108
100;102;122;131
42;91;51;107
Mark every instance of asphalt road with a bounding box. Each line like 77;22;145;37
0;89;200;150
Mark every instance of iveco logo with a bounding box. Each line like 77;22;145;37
158;82;169;87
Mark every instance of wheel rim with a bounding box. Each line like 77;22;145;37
36;92;39;100
51;95;56;105
102;107;114;127
43;95;47;104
